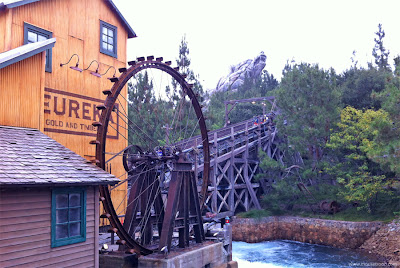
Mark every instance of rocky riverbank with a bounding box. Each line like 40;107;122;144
360;219;400;266
232;216;400;265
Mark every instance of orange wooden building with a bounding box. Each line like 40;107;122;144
0;0;134;267
0;0;133;160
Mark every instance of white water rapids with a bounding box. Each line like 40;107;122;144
232;240;380;268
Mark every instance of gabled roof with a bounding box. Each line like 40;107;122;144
105;0;136;38
0;0;136;38
0;126;119;187
0;38;56;70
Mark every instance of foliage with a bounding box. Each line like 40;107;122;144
370;68;400;176
255;150;284;187
237;209;272;219
206;90;227;130
337;24;391;110
275;63;342;172
338;66;387;110
173;35;205;102
127;71;164;149
372;23;390;71
307;183;344;203
259;150;284;171
214;24;400;220
326;107;395;213
299;189;400;223
127;36;205;149
261;179;303;215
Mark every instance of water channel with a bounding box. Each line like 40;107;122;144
232;240;381;267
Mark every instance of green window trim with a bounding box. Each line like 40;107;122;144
100;20;118;58
51;187;86;248
23;22;53;72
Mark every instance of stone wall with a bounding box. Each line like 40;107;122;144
232;216;382;249
138;242;226;268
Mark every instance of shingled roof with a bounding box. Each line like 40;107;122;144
0;126;119;187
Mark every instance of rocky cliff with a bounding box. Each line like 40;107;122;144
214;51;266;93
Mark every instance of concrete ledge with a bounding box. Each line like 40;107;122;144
139;242;225;268
99;252;138;268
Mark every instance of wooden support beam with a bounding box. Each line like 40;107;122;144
228;127;235;212
212;132;218;213
244;123;261;210
159;169;183;251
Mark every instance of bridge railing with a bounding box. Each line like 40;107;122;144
180;117;271;154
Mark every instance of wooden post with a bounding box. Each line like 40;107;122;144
94;186;99;268
159;158;204;251
245;123;261;210
212;132;218;213
178;172;189;248
194;138;198;179
159;169;183;251
244;124;250;211
229;126;235;212
224;102;229;127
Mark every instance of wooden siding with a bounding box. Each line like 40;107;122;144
0;11;4;51
0;186;98;268
0;53;45;129
1;0;129;204
1;0;129;163
1;0;130;227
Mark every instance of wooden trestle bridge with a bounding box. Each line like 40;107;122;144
178;114;281;219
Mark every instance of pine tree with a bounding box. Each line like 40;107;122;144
372;23;390;71
275;63;342;172
173;35;204;101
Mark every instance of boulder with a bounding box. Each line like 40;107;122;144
214;51;267;93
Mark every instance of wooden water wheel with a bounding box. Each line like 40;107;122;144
92;57;210;255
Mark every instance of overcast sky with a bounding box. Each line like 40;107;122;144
113;0;400;91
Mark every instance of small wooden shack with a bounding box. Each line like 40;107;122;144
0;126;119;267
0;0;135;267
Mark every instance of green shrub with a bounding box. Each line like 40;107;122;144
237;209;272;219
261;179;303;215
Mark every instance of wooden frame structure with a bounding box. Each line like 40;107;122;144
182;114;281;218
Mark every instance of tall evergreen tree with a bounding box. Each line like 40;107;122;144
338;66;386;110
275;63;342;173
172;35;204;102
127;71;165;149
370;58;400;176
372;23;390;71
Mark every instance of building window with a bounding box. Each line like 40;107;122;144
51;188;86;247
23;23;53;72
100;20;117;58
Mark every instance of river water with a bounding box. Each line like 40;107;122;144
233;240;379;268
